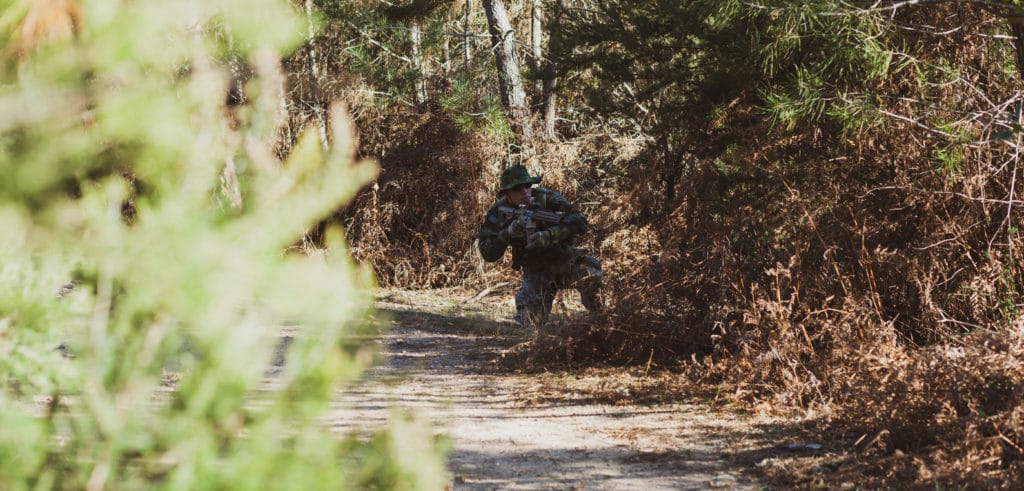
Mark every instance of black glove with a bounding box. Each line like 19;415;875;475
526;229;554;250
507;216;529;239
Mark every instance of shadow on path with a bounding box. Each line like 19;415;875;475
323;298;804;489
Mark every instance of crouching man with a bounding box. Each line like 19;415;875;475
477;165;602;327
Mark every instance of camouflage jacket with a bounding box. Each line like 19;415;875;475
477;186;589;271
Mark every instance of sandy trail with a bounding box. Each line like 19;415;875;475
327;295;771;490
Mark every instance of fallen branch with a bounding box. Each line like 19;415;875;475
468;281;510;303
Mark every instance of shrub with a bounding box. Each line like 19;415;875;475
0;1;444;489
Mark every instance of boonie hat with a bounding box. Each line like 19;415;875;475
499;164;542;194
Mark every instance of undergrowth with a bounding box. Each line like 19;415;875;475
304;1;1024;487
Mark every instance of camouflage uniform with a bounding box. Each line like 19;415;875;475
478;185;602;327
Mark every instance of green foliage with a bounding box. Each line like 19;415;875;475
554;0;909;141
931;145;966;176
321;1;461;110
0;1;445;489
310;0;542;142
930;119;974;175
748;1;898;130
557;0;746;134
442;78;513;137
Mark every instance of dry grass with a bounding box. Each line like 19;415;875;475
298;6;1024;486
341;120;1024;487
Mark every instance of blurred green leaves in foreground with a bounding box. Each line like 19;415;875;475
0;0;445;489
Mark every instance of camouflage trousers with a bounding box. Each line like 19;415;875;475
514;255;602;327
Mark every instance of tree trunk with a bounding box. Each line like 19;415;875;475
443;26;451;74
465;0;473;67
482;0;532;139
411;21;428;108
1012;19;1024;82
530;0;542;77
541;0;566;141
304;0;329;150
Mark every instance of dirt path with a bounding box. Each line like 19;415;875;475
328;292;781;490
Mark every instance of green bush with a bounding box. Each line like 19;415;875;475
0;1;444;489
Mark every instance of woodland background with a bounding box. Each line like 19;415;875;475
316;0;1024;487
2;0;1024;489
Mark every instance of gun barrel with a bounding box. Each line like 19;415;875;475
531;210;564;223
497;206;564;224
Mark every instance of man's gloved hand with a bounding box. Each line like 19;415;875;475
507;216;529;239
498;216;529;242
526;229;554;250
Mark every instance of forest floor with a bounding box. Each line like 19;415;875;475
326;289;840;490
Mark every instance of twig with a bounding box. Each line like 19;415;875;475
876;109;957;138
999;433;1024;453
468;281;510;303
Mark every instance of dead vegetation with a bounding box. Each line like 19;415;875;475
336;106;1024;487
283;4;1024;487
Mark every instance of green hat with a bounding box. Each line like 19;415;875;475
498;165;542;193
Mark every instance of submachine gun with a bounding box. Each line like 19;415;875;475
496;205;565;248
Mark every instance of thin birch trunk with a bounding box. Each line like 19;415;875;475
530;0;542;80
411;21;428;107
541;0;566;141
465;0;473;67
443;27;451;74
304;0;329;150
483;0;533;140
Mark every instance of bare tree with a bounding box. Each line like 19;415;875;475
1008;18;1024;79
541;0;566;141
531;0;543;76
465;0;474;67
304;0;329;150
482;0;533;139
411;21;428;107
